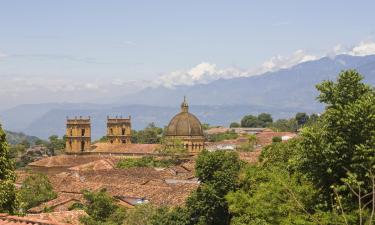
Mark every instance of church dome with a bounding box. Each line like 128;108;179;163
165;97;204;137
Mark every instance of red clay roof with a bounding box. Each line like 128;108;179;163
0;213;72;225
90;143;160;154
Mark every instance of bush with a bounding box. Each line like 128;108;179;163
19;173;57;210
80;189;126;225
272;136;282;143
116;156;177;169
206;130;238;142
229;122;240;128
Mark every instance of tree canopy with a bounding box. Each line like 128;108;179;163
0;124;18;214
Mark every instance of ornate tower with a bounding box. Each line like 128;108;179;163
65;116;91;153
106;116;132;144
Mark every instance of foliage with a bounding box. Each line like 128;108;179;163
229;122;240;128
131;123;163;144
0;124;18;214
295;112;310;126
19;173;57;210
80;189;126;225
116;156;177;169
206;130;238;142
298;70;375;205
47;135;65;155
150;207;191;225
259;138;301;170
272;136;282;143
241;113;273;128
257;113;273;127
201;123;211;130
240;115;259;128
186;150;241;225
236;134;257;152
269;118;298;132
157;138;188;160
226;165;319;225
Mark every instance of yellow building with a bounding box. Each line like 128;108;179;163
165;97;205;153
65;117;91;153
107;116;132;144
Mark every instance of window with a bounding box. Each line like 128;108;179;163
110;128;113;135
122;128;126;135
70;129;73;136
81;141;85;151
81;129;85;136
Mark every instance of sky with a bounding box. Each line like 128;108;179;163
1;0;375;110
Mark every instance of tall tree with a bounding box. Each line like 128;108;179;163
187;150;241;225
299;70;375;205
0;124;18;214
295;112;309;126
257;113;273;127
240;115;259;128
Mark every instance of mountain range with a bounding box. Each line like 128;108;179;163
1;54;374;140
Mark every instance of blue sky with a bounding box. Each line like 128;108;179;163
0;0;375;109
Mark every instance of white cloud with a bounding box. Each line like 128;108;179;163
349;41;375;56
155;40;375;88
155;49;318;87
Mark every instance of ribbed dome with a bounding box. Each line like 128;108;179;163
165;98;204;137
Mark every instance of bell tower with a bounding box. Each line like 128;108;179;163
106;116;132;144
66;116;91;153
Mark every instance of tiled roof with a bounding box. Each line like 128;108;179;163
90;143;160;154
0;213;71;225
25;210;86;225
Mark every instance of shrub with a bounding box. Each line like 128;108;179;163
19;173;57;210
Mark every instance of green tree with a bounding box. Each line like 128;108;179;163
80;189;126;225
0;124;18;214
240;115;259;128
229;122;240;128
269;118;298;132
257;113;273;127
19;173;57;210
132;123;163;144
295;112;310;126
226;166;319;225
299;70;375;206
186;150;241;225
158;138;188;162
47;135;65;155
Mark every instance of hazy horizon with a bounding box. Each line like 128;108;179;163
1;1;375;110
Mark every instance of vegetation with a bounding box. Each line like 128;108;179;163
19;173;57;211
131;123;163;144
80;189;126;225
229;122;240;128
185;150;241;225
116;69;375;224
236;134;257;152
116;156;178;169
206;130;238;142
0;124;18;214
46;135;65;155
299;69;375;206
240;113;273;128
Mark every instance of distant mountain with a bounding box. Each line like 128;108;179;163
5;130;41;145
118;54;375;109
1;54;374;139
